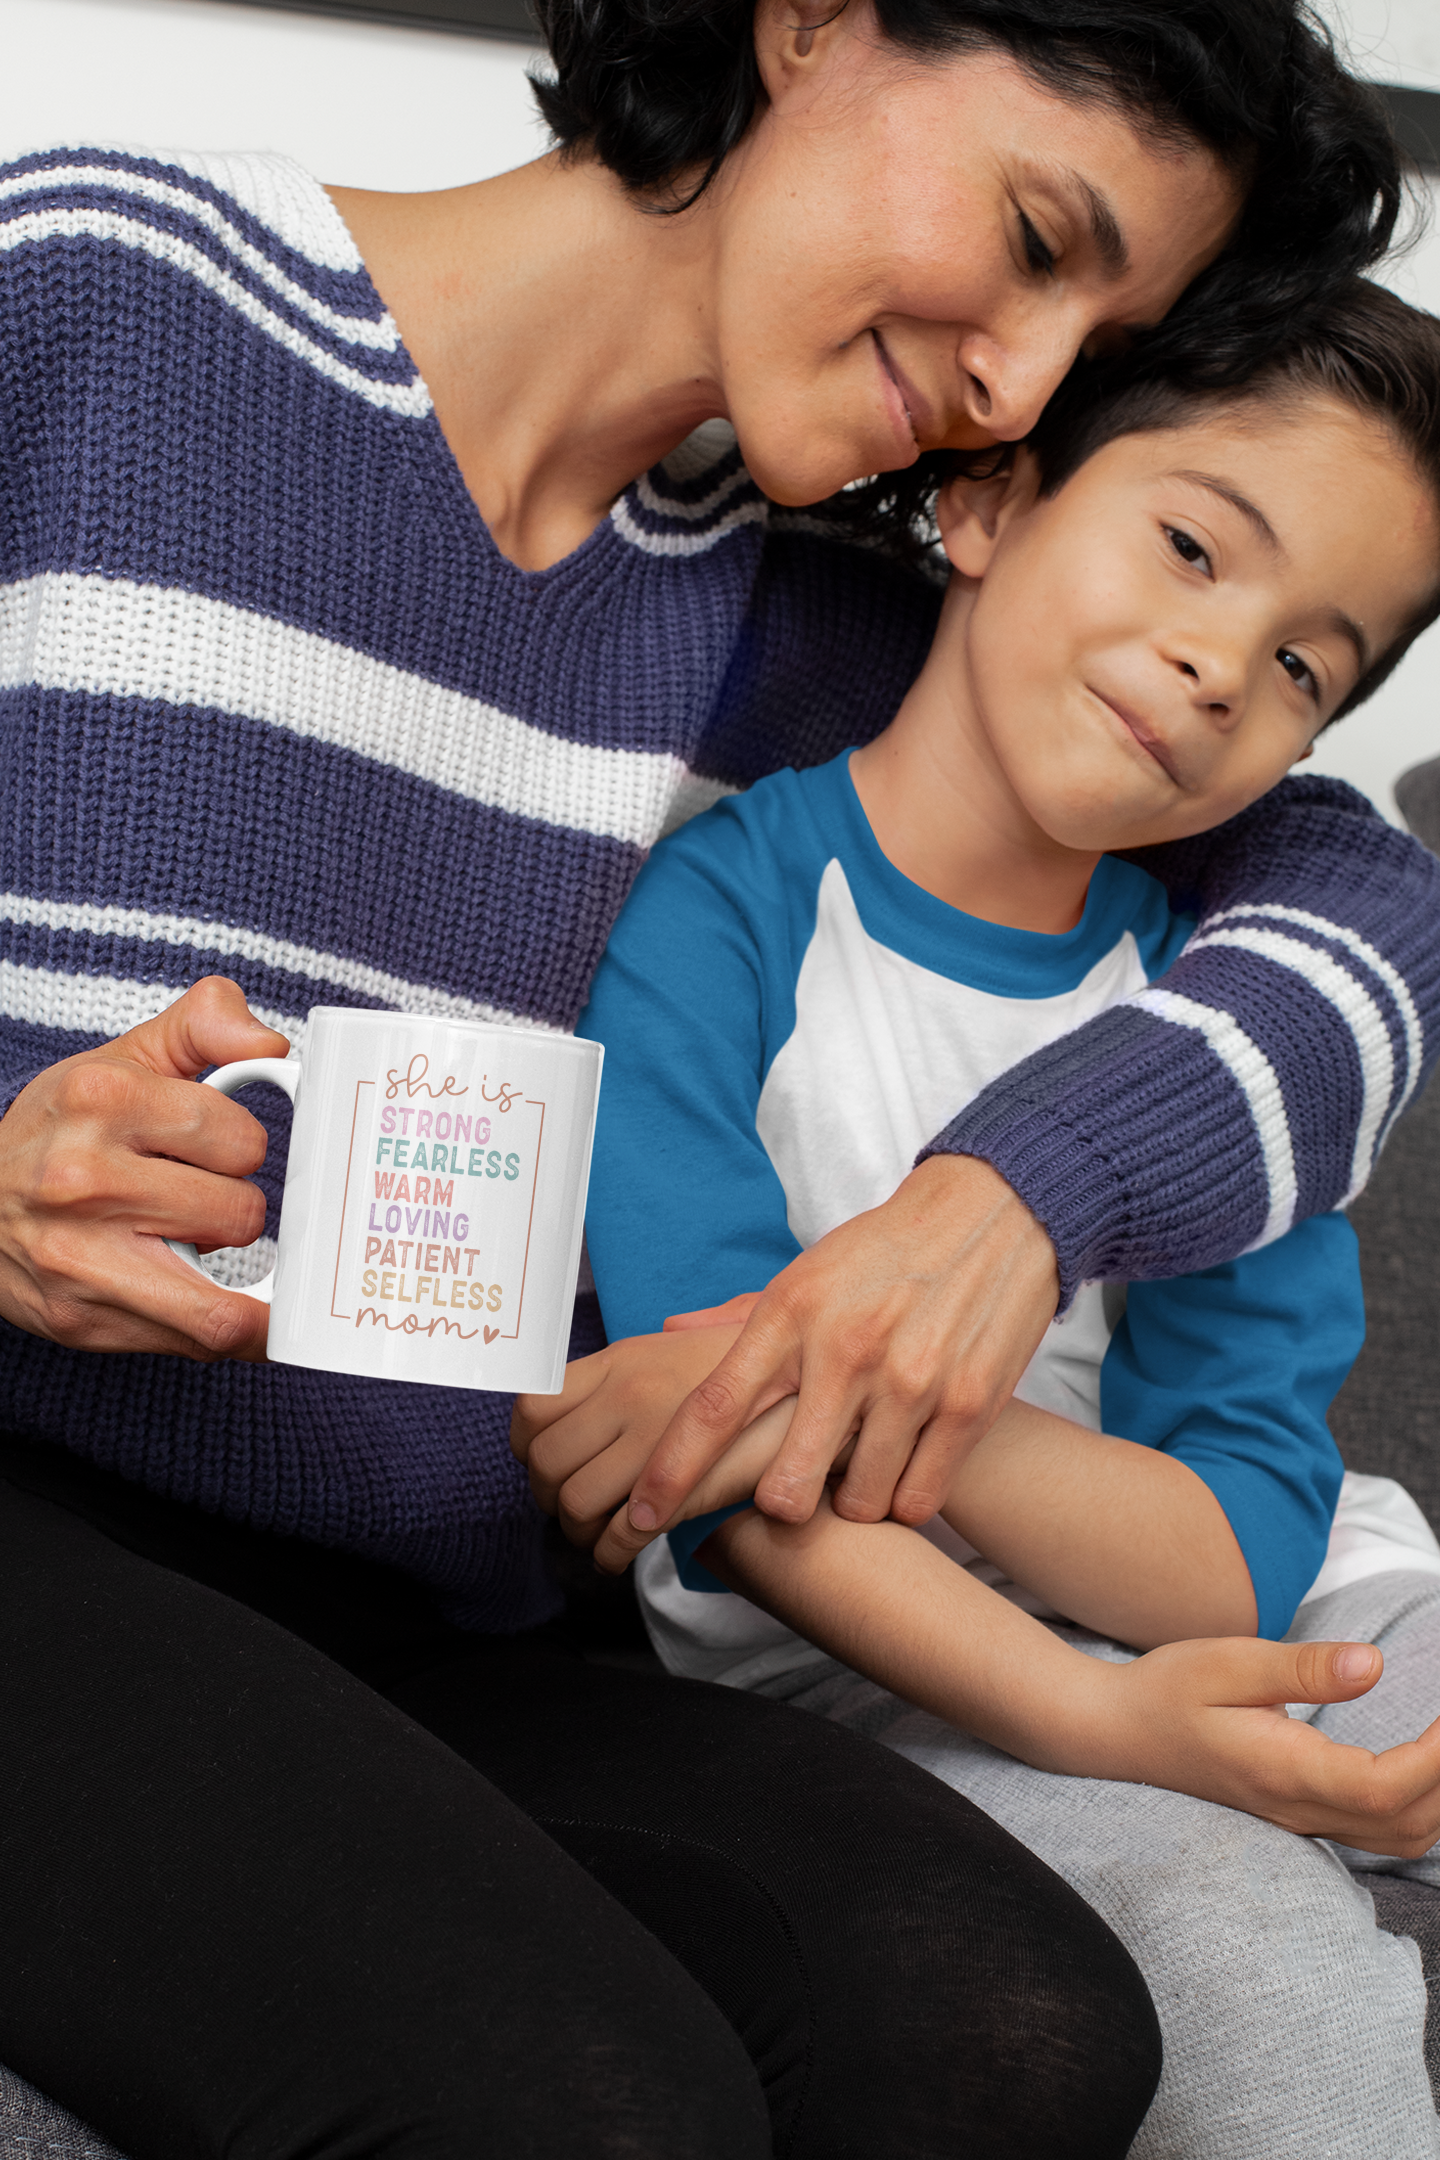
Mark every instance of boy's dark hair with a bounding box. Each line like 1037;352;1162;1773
533;1;1403;538
1024;277;1440;721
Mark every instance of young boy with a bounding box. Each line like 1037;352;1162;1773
528;280;1440;2155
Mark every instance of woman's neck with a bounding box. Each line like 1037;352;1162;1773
849;595;1102;936
329;154;729;571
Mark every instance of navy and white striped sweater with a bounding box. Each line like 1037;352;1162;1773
0;144;1433;1628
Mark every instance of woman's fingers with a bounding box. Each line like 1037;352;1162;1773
0;978;288;1360
625;1156;1058;1539
0;1220;270;1359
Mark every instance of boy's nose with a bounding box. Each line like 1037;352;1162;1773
1171;649;1245;729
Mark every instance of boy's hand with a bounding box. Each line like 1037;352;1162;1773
617;1156;1058;1547
1081;1637;1440;1858
513;1323;748;1548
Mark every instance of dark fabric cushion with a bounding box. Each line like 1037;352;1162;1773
1328;760;1440;1520
1363;1877;1440;2101
1396;757;1440;857
1328;1062;1440;1517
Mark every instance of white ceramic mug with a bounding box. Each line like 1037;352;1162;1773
167;1008;603;1393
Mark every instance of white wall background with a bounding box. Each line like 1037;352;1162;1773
0;0;1437;819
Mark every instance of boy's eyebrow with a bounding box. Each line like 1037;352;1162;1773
1319;605;1371;675
1171;470;1283;555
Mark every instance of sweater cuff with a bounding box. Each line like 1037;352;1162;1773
918;1104;1127;1314
918;1001;1273;1308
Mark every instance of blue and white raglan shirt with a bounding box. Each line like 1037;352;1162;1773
0;144;1436;1634
578;755;1440;1689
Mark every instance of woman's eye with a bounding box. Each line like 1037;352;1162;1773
1278;648;1318;699
1019;213;1056;278
1164;526;1212;575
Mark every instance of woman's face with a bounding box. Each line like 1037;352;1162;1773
711;5;1242;506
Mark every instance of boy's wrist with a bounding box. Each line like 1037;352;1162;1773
1018;1646;1143;1781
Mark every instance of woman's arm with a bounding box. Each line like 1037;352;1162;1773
702;1503;1440;1859
932;775;1439;1297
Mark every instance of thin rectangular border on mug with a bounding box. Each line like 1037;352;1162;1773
327;1076;549;1344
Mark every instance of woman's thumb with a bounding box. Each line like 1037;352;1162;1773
112;976;290;1081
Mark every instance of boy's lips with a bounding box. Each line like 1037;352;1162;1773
1090;688;1183;784
872;331;933;454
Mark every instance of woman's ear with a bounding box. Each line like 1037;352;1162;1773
936;449;1041;579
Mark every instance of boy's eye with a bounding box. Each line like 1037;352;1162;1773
1278;648;1318;699
1164;526;1212;575
1019;213;1056;278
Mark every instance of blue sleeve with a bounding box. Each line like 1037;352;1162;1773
1099;1211;1363;1639
575;808;805;1345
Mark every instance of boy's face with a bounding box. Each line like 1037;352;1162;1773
949;397;1438;852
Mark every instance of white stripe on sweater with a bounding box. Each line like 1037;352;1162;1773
67;145;364;270
632;463;756;525
610;493;769;558
0;892;552;1035
0;574;691;850
0;209;430;416
1205;902;1423;1136
1185;925;1393;1200
0;956;305;1048
0;163;399;349
1128;986;1297;1246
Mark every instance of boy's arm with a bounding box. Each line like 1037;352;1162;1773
936;1399;1257;1646
700;1502;1440;1859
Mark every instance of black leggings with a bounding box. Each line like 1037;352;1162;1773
0;1438;1161;2159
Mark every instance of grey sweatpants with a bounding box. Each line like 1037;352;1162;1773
776;1569;1440;2160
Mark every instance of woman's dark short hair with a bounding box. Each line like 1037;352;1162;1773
532;0;1403;437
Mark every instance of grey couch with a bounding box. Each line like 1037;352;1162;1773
6;761;1440;2154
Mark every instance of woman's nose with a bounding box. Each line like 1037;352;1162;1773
957;314;1084;441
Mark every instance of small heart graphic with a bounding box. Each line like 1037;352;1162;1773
484;1326;500;1344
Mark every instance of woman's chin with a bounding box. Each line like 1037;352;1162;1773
736;419;910;507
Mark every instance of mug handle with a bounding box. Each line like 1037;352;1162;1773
164;1056;300;1307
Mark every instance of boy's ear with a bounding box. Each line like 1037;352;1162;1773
936;448;1042;579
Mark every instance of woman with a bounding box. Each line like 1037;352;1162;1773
0;2;1426;2154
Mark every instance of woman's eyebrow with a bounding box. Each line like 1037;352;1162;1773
1060;171;1130;278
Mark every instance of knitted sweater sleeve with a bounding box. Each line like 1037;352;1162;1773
921;775;1440;1305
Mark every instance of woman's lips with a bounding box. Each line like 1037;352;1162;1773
871;330;928;459
1091;688;1183;784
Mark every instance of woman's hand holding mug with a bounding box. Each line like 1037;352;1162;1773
0;977;288;1361
0;979;603;1391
